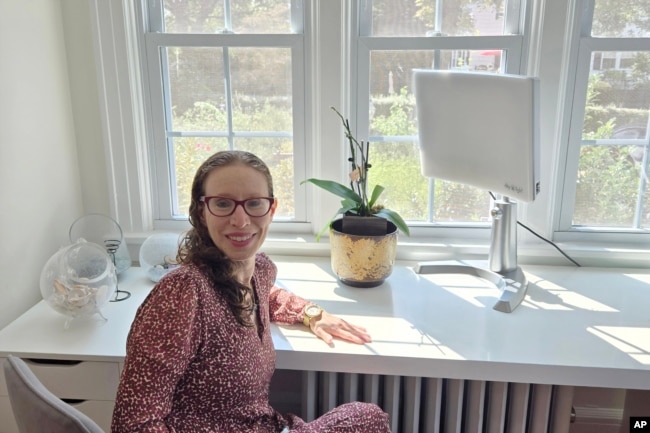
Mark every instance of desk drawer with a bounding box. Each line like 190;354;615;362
0;357;120;401
0;395;113;433
70;399;114;432
0;395;19;433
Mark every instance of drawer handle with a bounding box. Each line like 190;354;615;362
62;399;87;405
26;358;82;366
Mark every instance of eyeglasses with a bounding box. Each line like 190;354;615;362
199;196;275;217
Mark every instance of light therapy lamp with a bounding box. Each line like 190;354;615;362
413;70;540;313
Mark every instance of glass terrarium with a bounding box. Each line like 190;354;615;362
40;240;117;328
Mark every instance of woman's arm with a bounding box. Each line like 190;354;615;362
260;254;371;345
269;285;371;346
268;284;309;324
111;271;202;433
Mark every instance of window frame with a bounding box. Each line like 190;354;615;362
143;1;310;228
89;0;650;267
555;0;650;240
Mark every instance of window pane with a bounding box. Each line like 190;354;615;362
370;50;502;96
371;0;506;37
574;51;650;228
574;144;645;227
233;138;294;219
173;137;230;215
592;0;650;37
230;48;293;132
583;52;649;141
368;141;492;222
162;0;293;34
171;137;295;218
166;47;227;132
165;47;293;133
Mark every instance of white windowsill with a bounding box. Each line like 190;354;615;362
124;231;650;270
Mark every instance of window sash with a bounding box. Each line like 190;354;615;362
351;1;529;229
143;19;308;226
557;3;650;233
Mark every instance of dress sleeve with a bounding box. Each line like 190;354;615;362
269;285;310;324
255;253;310;325
111;269;203;433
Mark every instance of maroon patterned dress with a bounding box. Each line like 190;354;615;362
111;253;391;433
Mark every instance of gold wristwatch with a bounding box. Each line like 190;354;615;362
303;304;323;327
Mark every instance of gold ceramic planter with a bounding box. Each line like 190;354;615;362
329;218;398;288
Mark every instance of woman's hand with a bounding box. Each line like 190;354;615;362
309;311;372;346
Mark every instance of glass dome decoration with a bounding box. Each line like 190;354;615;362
69;213;131;301
40;240;117;329
139;232;181;282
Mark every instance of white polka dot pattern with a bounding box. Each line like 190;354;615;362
111;253;391;433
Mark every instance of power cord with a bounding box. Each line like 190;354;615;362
516;220;581;267
488;192;581;267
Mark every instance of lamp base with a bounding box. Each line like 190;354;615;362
414;261;528;313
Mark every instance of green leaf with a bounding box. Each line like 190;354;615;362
301;178;362;203
302;171;411;238
368;184;385;209
314;221;331;242
340;199;359;213
374;208;411;236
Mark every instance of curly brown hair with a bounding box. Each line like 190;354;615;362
177;150;274;327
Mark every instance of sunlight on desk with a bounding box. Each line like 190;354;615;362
275;261;336;283
276;279;356;303
274;315;465;361
624;273;650;285
588;326;650;365
417;272;502;308
525;275;619;312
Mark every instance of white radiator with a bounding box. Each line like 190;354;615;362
301;372;574;433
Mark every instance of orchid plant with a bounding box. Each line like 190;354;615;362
302;106;410;240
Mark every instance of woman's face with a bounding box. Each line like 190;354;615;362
200;163;276;263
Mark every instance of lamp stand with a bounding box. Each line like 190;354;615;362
415;196;528;313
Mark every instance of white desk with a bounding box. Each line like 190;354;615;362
1;256;649;433
272;257;650;391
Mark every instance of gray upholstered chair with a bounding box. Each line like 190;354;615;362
3;354;104;433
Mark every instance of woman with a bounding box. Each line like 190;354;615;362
111;150;391;432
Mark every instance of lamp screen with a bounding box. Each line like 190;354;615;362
413;70;540;202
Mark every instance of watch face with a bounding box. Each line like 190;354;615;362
306;305;321;317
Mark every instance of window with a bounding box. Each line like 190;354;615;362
93;0;648;264
143;0;306;223
557;0;650;236
351;0;530;227
141;0;533;233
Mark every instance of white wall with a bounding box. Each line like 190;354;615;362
0;0;97;329
60;0;109;215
